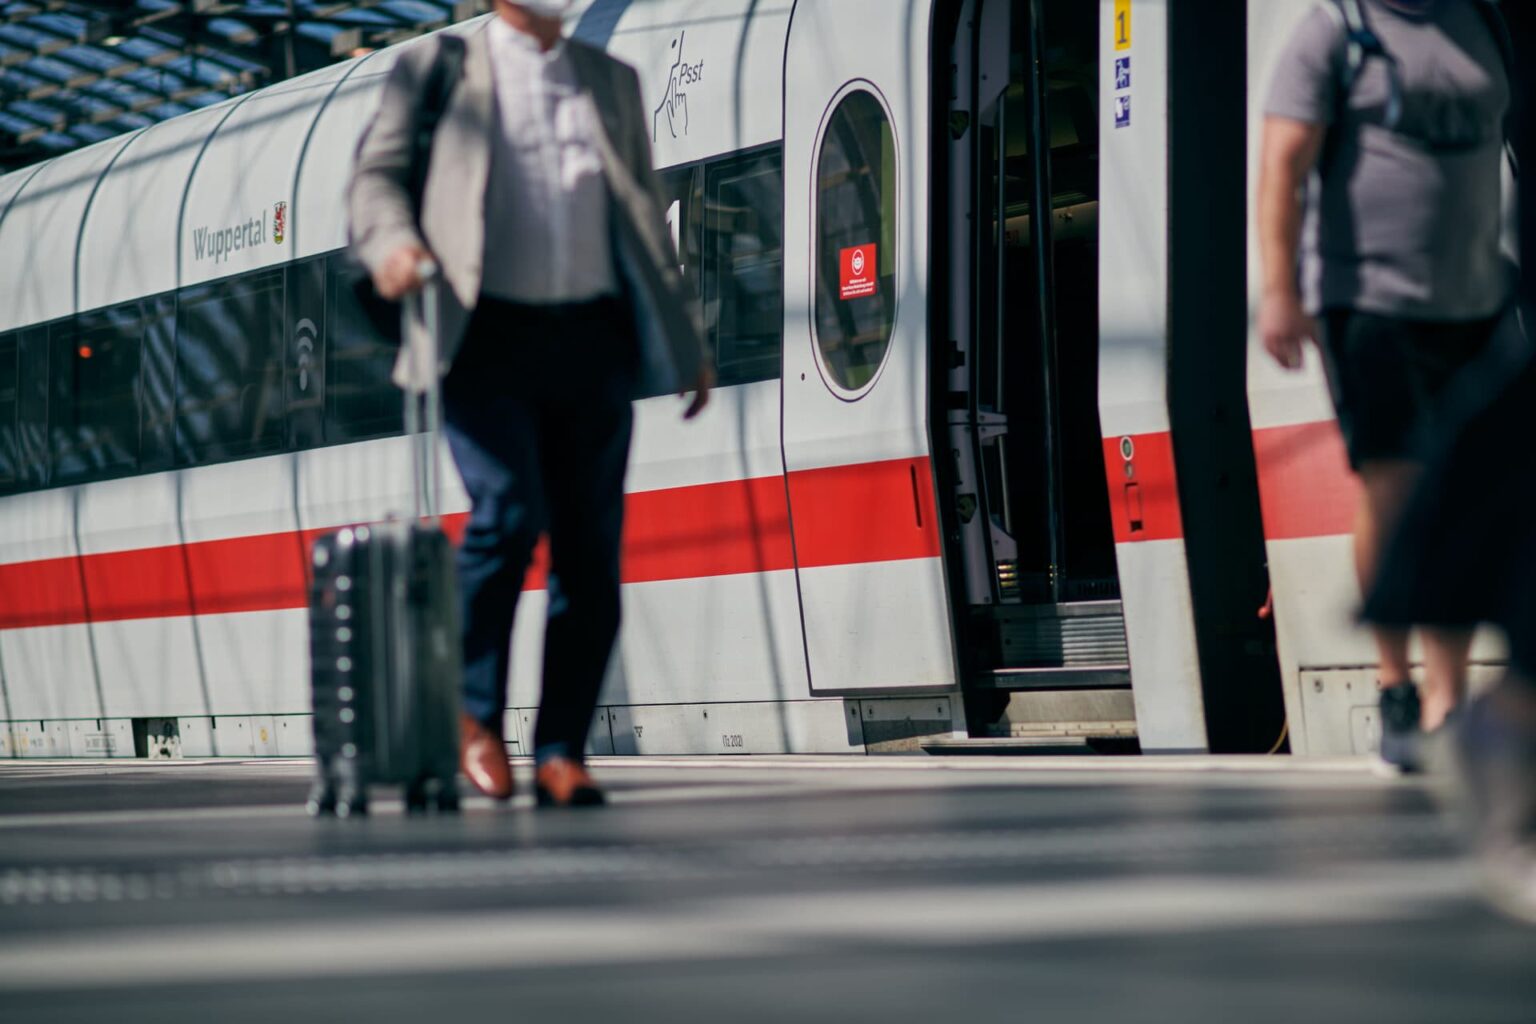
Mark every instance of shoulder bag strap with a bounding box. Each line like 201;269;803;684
1472;0;1519;179
1333;0;1405;129
409;34;468;203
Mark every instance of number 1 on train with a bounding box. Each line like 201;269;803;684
1114;0;1131;51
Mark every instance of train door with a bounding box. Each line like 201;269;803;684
780;1;957;694
936;0;1130;732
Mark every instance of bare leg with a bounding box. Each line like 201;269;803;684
1421;628;1473;730
1456;672;1536;921
1355;461;1419;689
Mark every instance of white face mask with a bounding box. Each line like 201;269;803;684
511;0;572;19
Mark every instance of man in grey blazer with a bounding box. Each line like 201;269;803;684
348;0;711;806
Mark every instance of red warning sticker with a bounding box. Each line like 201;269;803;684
839;244;878;300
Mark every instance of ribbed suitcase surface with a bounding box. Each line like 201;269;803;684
307;521;461;817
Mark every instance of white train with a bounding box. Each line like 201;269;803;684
0;0;1493;760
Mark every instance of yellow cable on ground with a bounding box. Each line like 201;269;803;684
1266;719;1290;756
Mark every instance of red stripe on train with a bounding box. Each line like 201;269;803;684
1103;432;1185;543
0;457;938;630
0;557;88;631
1252;420;1359;540
788;457;942;566
1104;421;1358;545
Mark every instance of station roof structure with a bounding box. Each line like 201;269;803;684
0;1;487;173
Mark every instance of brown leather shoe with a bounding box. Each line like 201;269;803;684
460;713;513;801
534;757;605;808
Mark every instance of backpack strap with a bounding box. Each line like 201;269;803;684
409;34;468;202
1471;0;1519;179
1332;0;1405;129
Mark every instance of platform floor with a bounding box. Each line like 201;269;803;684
1;755;1532;1023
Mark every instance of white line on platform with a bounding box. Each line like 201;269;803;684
0;863;1474;991
0;755;1379;772
593;755;1384;773
0;759;313;774
0;755;1402;804
0;804;300;829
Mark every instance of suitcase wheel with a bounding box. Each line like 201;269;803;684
305;778;337;818
334;788;368;819
435;778;461;814
404;781;431;816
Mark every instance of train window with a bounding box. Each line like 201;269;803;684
286;258;326;450
659;164;705;320
49;306;142;483
139;296;178;475
0;335;17;490
814;88;897;394
706;149;783;386
176;268;286;465
14;327;50;490
324;255;402;443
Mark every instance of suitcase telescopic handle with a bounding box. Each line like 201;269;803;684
404;260;443;522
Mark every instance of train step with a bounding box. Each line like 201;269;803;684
977;666;1132;689
973;601;1132;680
920;736;1139;756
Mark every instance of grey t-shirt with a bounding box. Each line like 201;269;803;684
1264;0;1509;320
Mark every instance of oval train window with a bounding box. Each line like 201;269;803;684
814;88;897;395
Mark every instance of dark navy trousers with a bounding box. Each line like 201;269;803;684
442;295;636;757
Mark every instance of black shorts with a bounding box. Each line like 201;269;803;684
1318;310;1499;470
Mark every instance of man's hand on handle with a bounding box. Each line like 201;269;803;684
1259;289;1316;372
376;243;434;300
681;366;714;420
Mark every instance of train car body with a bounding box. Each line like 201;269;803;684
0;0;1479;759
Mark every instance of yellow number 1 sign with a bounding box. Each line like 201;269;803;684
1115;0;1131;50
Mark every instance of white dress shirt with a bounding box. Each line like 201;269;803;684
482;18;617;304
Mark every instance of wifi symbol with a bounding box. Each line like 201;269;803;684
295;318;318;392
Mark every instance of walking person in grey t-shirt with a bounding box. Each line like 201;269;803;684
1257;0;1512;770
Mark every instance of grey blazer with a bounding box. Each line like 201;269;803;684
347;23;706;396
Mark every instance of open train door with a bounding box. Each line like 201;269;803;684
780;0;957;694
